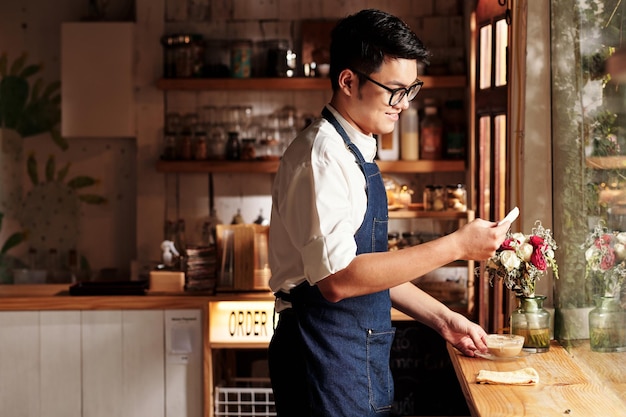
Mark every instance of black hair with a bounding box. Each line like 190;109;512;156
329;9;430;90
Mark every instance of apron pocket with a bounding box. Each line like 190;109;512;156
366;328;396;412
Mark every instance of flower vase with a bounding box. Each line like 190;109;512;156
588;295;626;352
510;295;551;352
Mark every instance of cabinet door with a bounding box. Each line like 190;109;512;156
41;311;82;417
0;312;40;416
82;310;167;417
164;310;203;417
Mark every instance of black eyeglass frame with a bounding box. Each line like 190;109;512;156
351;69;424;106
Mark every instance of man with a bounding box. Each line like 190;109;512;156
268;9;510;417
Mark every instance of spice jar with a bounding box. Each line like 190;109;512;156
423;185;434;211
446;184;467;211
241;138;256;160
432;185;446;211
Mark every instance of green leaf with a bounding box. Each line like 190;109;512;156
30;77;43;101
45;154;55;182
0;75;29;128
42;80;60;98
9;52;27;76
1;232;26;254
19;64;41;79
57;162;71;182
27;153;38;185
79;194;107;205
68;176;98;189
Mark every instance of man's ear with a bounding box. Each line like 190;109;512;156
337;68;356;97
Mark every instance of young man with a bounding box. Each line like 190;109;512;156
268;9;510;417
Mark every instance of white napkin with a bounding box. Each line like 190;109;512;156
476;367;539;385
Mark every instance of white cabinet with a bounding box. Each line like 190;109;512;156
0;309;202;417
61;22;135;137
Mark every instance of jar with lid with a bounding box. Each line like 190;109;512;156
203;106;226;160
423;185;435;211
264;39;291;77
420;105;443;160
432;185;446;211
170;34;205;78
192;125;208;160
241;138;256;160
446;184;467;211
230;39;253;78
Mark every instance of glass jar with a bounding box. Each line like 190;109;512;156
588;295;626;352
432;185;446;211
423;185;435;211
420;105;443;160
446;184;467;211
510;295;551;352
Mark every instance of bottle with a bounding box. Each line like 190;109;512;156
225;131;241;160
377;129;399;161
444;100;466;159
400;104;419;160
420;105;443;160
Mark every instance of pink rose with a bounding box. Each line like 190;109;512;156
600;248;616;271
595;234;613;248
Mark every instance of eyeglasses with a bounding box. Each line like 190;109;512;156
352;69;423;106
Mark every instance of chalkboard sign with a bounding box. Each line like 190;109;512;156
390;321;470;416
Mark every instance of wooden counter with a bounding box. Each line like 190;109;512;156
447;340;626;417
0;284;275;310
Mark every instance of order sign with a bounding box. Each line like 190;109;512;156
209;301;275;344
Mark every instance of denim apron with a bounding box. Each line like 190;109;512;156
269;108;394;417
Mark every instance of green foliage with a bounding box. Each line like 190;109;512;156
0;212;26;255
0;52;67;150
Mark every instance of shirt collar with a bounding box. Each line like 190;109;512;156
324;104;378;162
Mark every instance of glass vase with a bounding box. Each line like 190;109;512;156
510;295;551;352
588;295;626;352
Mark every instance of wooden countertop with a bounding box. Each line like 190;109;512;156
0;284;275;310
447;340;626;417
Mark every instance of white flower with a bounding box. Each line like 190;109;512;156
616;232;626;244
519;243;534;262
614;242;626;261
500;250;521;271
511;232;527;245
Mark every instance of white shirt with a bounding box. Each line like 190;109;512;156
268;105;378;309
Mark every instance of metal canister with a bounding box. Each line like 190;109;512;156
230;40;252;78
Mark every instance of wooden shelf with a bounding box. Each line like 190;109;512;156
156;159;280;173
156;159;465;174
586;156;626;169
377;160;465;173
389;209;473;219
155;75;467;91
